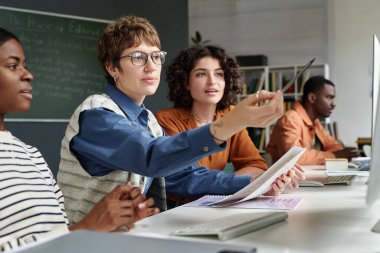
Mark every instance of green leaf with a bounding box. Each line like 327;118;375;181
195;31;202;42
191;38;198;44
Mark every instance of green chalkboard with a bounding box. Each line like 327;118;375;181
0;6;108;119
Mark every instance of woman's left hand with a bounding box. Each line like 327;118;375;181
265;163;305;196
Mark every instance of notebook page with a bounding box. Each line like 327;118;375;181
184;195;302;210
229;196;302;210
183;195;227;207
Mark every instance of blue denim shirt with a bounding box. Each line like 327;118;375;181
70;84;251;196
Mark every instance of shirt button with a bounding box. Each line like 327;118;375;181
203;146;209;152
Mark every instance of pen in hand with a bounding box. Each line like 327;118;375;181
255;58;315;107
280;58;315;93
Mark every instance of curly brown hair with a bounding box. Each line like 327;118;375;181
166;45;242;111
97;16;161;85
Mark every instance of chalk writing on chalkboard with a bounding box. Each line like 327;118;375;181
0;6;108;119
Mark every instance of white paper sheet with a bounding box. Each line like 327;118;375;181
212;146;305;207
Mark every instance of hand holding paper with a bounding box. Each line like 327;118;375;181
267;163;305;196
212;146;306;207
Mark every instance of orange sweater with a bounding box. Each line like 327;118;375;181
155;106;267;172
266;101;343;165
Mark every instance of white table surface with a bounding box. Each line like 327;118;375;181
130;175;380;253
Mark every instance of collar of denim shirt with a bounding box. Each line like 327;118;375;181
105;83;149;123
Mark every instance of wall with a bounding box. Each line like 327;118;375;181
1;0;188;174
189;0;327;65
327;0;380;146
190;0;380;146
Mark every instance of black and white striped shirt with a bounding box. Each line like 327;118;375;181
0;131;68;251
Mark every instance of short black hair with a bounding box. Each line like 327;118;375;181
302;76;335;104
0;27;20;47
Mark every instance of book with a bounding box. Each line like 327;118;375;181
300;70;311;93
241;82;248;95
270;71;276;91
212;146;305;207
248;78;258;94
258;129;266;151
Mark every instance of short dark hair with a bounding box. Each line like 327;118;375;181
0;27;20;47
166;45;242;111
302;76;335;104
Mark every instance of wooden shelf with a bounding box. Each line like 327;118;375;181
239;62;330;151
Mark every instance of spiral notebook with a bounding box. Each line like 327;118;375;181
184;195;303;210
208;146;305;207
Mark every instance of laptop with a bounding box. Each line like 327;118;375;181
18;230;256;253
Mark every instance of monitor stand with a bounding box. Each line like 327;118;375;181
371;219;380;233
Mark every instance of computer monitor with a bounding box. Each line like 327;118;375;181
366;35;380;233
372;35;380;136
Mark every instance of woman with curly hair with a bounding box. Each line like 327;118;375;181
156;45;268;178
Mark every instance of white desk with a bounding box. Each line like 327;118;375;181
130;176;380;253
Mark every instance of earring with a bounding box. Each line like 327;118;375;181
113;76;118;82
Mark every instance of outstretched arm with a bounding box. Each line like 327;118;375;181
210;90;283;144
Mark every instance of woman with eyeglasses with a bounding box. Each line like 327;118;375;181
58;16;302;220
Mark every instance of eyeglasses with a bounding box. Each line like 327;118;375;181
118;51;167;66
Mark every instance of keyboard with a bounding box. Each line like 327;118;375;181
298;175;356;187
319;175;355;185
171;212;288;240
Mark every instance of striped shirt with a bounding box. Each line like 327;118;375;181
0;131;68;251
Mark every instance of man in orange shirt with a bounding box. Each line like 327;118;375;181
266;76;359;165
